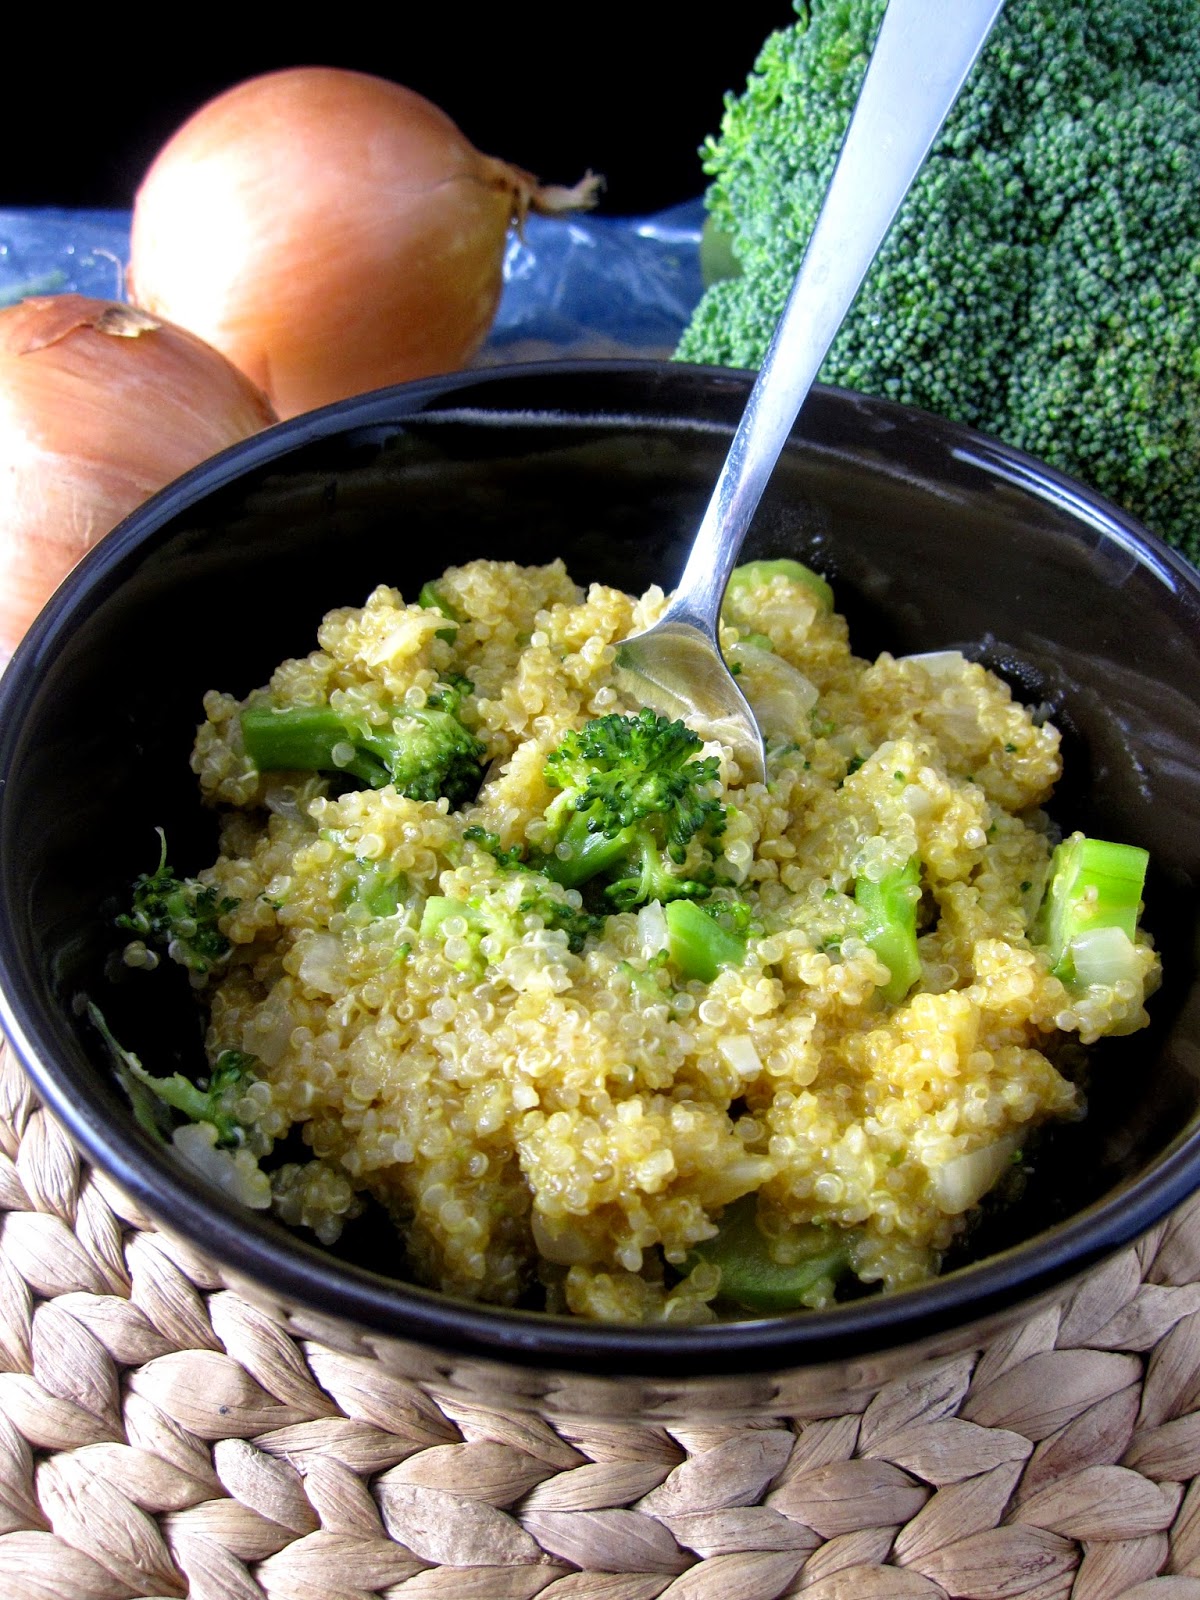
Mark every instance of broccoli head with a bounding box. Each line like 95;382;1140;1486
677;0;1200;559
117;829;237;975
538;709;727;910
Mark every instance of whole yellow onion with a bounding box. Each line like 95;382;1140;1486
0;295;277;659
128;67;600;420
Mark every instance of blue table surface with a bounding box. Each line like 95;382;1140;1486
0;202;708;362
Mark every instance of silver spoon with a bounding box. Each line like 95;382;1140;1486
615;0;1005;783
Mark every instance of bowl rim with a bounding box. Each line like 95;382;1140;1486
3;357;1200;1378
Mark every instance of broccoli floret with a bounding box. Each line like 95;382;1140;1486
677;0;1200;560
517;887;605;954
116;829;237;975
419;882;600;964
538;709;727;910
462;827;604;952
87;1000;258;1148
241;678;486;809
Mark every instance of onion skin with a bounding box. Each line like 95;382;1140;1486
128;67;600;420
0;295;277;658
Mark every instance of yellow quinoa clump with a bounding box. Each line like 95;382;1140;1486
186;560;1160;1322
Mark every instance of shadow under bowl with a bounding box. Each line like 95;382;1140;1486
2;361;1200;1421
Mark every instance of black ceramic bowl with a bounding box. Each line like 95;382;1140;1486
3;362;1200;1422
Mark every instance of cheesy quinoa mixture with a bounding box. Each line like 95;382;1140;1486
111;558;1159;1322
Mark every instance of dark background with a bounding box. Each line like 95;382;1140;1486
3;10;794;216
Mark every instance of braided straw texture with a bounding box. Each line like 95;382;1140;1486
4;1040;1200;1600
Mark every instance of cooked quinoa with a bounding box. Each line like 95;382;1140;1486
168;558;1158;1322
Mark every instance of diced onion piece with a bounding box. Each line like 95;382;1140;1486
899;650;969;678
717;1034;764;1079
932;1134;1019;1215
725;641;819;739
1069;925;1141;988
172;1122;271;1209
637;901;669;958
297;932;349;995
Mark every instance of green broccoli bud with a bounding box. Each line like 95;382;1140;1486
539;709;727;911
462;825;529;871
679;0;1200;559
117;829;237;975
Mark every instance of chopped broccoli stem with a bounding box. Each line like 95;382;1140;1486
618;952;672;1003
241;687;485;809
116;829;237;975
856;857;921;1004
690;1197;851;1313
241;704;391;787
419;895;483;941
1033;832;1149;984
724;558;834;616
665;898;746;982
87;1001;258;1148
605;836;717;912
541;813;640;890
342;864;407;919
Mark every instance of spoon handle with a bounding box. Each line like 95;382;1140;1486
667;0;1005;633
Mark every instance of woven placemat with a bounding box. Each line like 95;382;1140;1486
3;1037;1200;1600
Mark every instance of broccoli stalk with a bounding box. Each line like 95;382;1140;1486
1033;831;1149;986
116;829;237;975
689;1196;851;1314
665;899;747;983
341;862;407;919
855;857;922;1004
537;709;727;911
241;679;485;808
723;558;834;617
87;1001;258;1148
